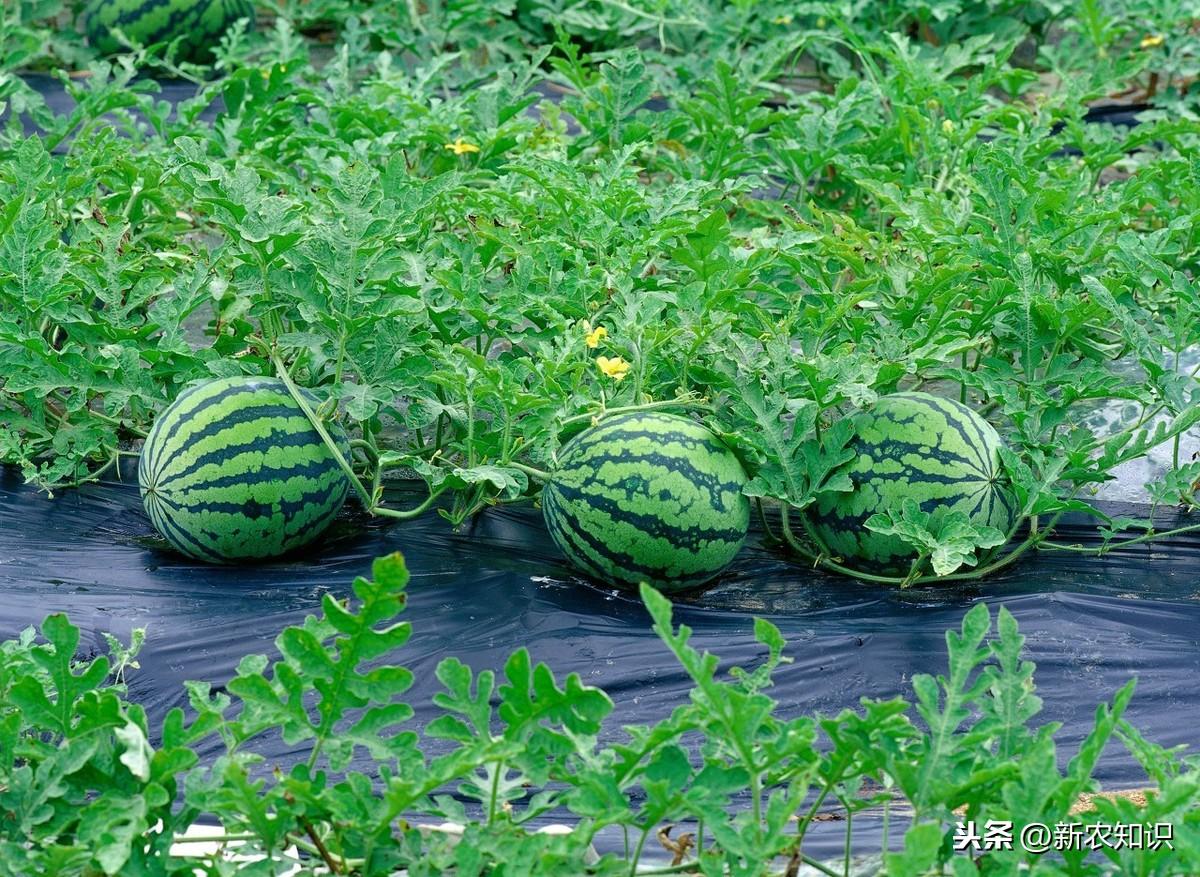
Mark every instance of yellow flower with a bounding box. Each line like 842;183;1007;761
596;355;630;381
444;138;481;155
772;14;793;24
585;325;608;348
1140;34;1165;49
942;119;955;134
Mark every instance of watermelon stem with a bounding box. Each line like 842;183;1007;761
783;503;1072;585
1040;520;1200;553
371;487;446;520
561;398;713;427
779;505;930;585
270;352;375;510
755;498;781;545
66;447;121;488
349;439;378;461
509;461;551;482
272;356;452;521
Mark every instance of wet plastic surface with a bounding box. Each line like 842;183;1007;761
3;465;1200;857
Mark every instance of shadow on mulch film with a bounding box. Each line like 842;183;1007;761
3;463;1200;857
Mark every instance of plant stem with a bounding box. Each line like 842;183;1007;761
842;809;851;877
628;826;652;877
779;503;1058;586
756;498;780;542
350;438;378;461
562;398;713;427
1039;520;1200;553
301;818;343;874
371;486;446;520
68;451;120;487
271;351;374;511
487;762;503;824
779;506;909;585
509;461;552;482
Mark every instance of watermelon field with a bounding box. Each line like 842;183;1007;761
3;0;1200;874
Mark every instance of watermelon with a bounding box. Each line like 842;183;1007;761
83;0;255;62
542;412;749;592
138;376;351;563
807;392;1017;574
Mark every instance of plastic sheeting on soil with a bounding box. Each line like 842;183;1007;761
3;464;1200;858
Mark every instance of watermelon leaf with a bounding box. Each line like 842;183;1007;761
225;553;415;771
865;500;1007;578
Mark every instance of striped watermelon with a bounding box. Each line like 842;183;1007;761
83;0;255;62
138;376;351;563
542;412;749;592
807;392;1017;574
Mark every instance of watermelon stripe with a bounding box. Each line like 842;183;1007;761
146;498;224;563
139;376;349;563
155;388;309;458
550;483;748;547
547;510;737;585
155;483;342;523
567;423;729;459
544;484;710;584
155;421;333;487
163;455;345;495
560;454;745;512
807;392;1016;575
151;464;344;511
147;380;261;469
814;480;990;528
153;413;317;484
163;402;307;453
543;412;749;591
862;419;990;478
841;439;988;480
918;394;991;472
293;489;346;540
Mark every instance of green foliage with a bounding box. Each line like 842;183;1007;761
4;0;1199;583
0;554;1198;874
865;500;1008;579
3;1;1199;872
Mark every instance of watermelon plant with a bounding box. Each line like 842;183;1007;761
5;0;1200;871
0;552;1197;875
2;0;1200;588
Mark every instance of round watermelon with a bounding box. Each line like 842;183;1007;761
83;0;255;63
138;376;351;563
542;412;750;592
807;392;1017;575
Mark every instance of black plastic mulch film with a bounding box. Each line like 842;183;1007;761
4;463;1200;856
2;75;1192;857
